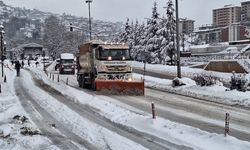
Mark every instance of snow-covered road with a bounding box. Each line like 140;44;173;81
47;71;250;143
1;61;250;150
109;88;250;142
15;74;93;150
47;63;250;142
17;69;193;150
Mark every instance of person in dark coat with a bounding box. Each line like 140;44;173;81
35;61;39;68
15;61;21;77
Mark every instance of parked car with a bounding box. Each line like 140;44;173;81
58;53;75;74
55;58;60;70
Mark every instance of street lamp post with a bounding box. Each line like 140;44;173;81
85;0;93;41
143;50;146;81
175;0;181;78
43;50;45;72
0;25;4;77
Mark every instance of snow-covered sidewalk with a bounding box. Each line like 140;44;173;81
0;66;58;150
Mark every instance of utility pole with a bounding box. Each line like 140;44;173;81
86;0;92;41
175;0;181;78
43;51;45;72
0;25;4;77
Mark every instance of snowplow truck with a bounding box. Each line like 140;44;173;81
76;41;144;95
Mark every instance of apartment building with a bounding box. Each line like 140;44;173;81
179;18;195;34
213;5;241;27
241;1;250;22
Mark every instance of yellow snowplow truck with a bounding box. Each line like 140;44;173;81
76;40;144;95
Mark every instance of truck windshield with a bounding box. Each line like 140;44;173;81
99;49;131;60
61;59;74;64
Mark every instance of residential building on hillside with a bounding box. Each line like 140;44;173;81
179;18;195;34
213;5;241;27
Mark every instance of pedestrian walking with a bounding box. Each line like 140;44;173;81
21;60;24;68
35;61;39;68
15;61;21;77
28;60;30;67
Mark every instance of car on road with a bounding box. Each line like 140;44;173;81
55;58;60;70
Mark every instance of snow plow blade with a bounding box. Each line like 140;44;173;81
95;79;144;95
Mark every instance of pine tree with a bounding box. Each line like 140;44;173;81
130;20;141;59
128;20;134;58
144;1;161;63
132;21;146;61
158;15;171;64
165;0;176;65
135;23;147;62
120;18;131;43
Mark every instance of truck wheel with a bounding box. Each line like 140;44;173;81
82;76;85;88
91;79;96;91
78;77;82;87
78;75;83;88
79;75;86;88
91;72;97;91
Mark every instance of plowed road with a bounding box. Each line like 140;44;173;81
15;70;193;150
54;71;250;143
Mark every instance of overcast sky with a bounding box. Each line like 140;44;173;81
3;0;246;28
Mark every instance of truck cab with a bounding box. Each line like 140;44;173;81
93;44;132;80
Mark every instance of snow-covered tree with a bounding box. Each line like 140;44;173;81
165;0;176;65
135;23;147;61
144;1;161;63
117;0;177;65
43;15;65;59
43;15;83;60
158;15;171;64
130;19;144;59
120;18;131;43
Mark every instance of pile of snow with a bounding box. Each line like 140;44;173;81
131;61;232;83
131;61;250;108
218;47;238;54
240;44;250;54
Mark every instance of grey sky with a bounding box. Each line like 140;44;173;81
3;0;245;27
